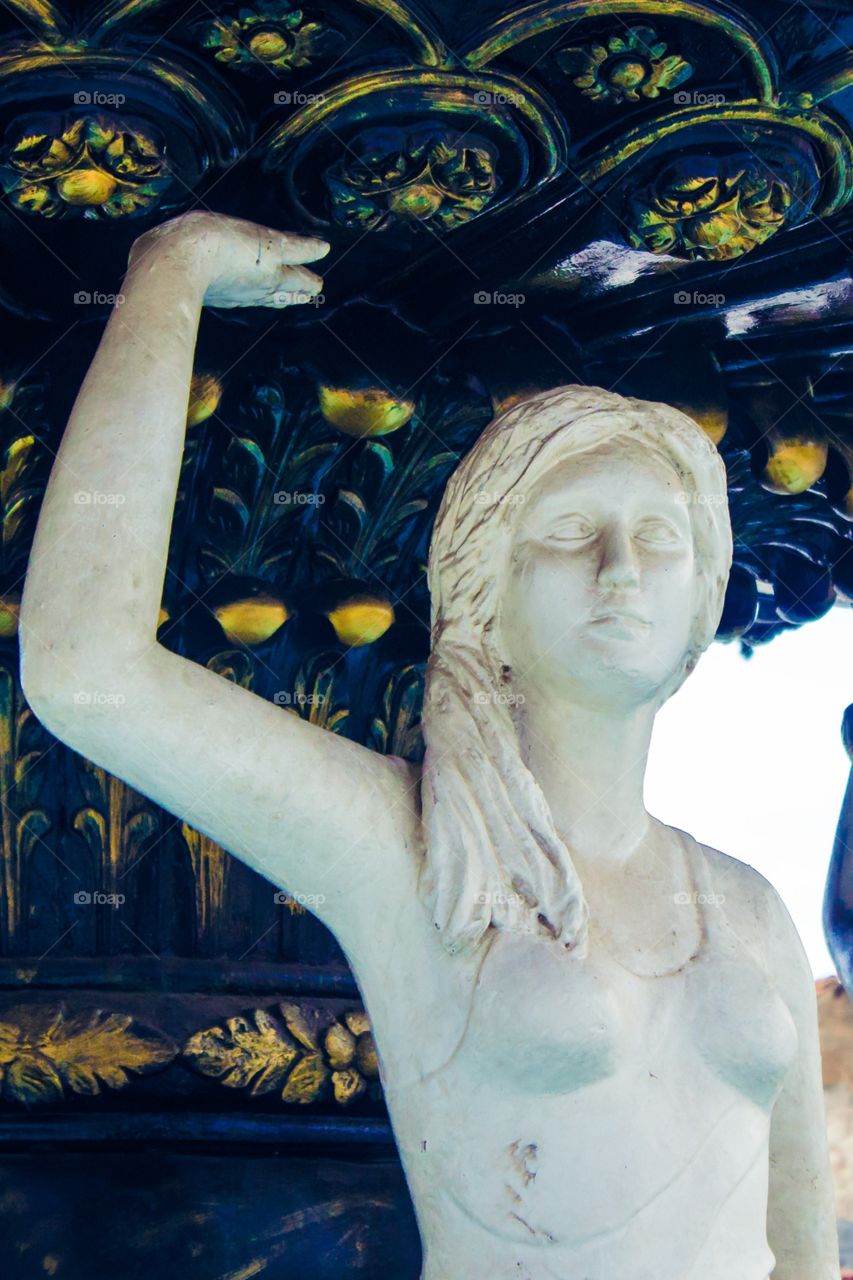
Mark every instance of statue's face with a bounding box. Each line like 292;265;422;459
499;436;697;712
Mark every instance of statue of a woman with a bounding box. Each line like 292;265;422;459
19;212;840;1279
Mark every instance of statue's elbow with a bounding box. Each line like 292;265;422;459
18;618;102;747
19;643;75;742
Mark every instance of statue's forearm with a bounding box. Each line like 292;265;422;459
20;239;206;701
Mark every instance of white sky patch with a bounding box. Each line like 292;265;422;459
647;604;852;978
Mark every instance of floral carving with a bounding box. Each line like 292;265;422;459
199;1;333;73
183;1002;380;1105
626;156;793;261
0;114;171;219
325;126;499;232
0;1004;177;1104
556;27;692;104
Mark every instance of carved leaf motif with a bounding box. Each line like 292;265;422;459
281;1051;329;1103
370;662;424;760
206;649;256;689
183;1005;379;1105
279;1001;321;1050
324;1019;356;1068
183;1008;301;1095
0;1004;177;1105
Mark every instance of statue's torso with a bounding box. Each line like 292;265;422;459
349;825;798;1280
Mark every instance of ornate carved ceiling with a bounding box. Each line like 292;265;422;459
0;0;852;684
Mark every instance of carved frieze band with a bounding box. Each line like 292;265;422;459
0;1000;379;1108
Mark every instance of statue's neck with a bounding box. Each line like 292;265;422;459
515;688;655;867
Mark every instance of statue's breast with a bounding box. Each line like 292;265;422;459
443;900;798;1109
450;927;628;1095
681;949;798;1110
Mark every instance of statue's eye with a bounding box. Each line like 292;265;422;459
548;516;595;542
634;518;679;544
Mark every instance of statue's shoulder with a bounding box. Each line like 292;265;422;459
692;835;778;906
687;831;810;977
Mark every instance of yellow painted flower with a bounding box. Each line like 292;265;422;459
557;27;692;104
200;2;330;73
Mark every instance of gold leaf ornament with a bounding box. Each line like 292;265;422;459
183;1008;301;1095
183;1003;379;1105
0;1004;177;1105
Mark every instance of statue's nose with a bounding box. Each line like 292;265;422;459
596;527;640;591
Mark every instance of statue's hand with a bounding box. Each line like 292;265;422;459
126;211;329;309
843;704;853;763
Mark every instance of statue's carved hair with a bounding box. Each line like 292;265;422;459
418;384;733;957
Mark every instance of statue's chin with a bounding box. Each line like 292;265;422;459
540;655;679;715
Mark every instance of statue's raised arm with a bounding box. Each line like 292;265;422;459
17;211;422;956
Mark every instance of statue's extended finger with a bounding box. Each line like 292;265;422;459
273;266;324;306
279;234;331;265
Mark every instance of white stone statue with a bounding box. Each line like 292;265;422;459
18;212;840;1279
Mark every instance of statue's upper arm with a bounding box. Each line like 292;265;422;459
26;641;424;946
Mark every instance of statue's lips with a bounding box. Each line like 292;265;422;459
587;609;652;634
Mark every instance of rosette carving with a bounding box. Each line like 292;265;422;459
197;0;338;74
556;26;692;104
626;154;793;260
325;126;499;232
0;113;171;219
